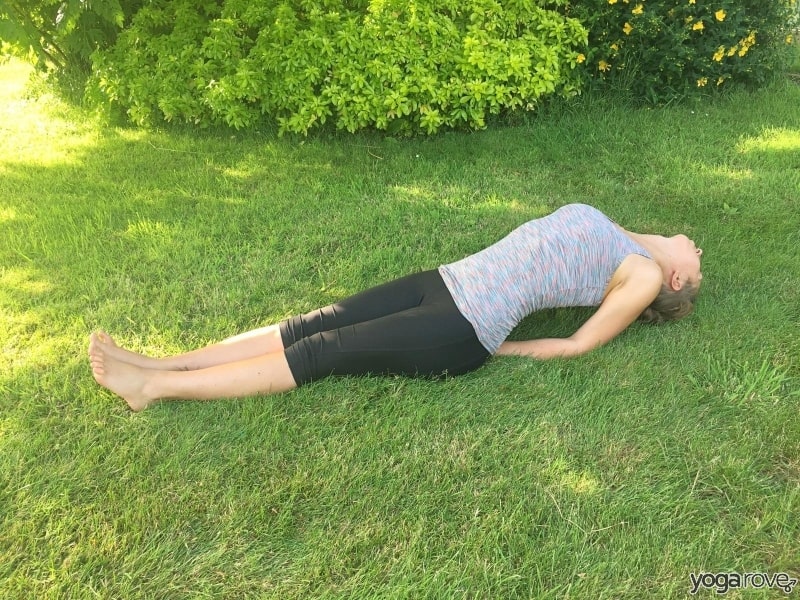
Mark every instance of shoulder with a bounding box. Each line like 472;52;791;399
568;255;661;355
606;254;662;299
617;253;661;280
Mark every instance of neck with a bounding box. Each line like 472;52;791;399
625;232;674;286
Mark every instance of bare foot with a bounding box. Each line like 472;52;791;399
89;330;165;370
89;335;158;411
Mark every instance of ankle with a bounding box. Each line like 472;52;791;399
139;370;165;404
158;357;192;371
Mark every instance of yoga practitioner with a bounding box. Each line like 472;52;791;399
89;203;703;411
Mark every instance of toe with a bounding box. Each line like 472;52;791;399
97;330;116;347
90;348;105;365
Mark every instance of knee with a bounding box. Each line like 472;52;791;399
283;333;327;386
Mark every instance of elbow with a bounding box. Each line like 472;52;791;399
565;336;597;357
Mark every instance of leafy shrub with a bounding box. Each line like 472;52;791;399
570;0;798;103
87;0;588;134
0;0;141;73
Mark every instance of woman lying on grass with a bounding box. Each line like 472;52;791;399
89;203;703;411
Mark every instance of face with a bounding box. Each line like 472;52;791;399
672;234;703;288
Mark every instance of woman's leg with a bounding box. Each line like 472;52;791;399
283;306;489;385
280;270;443;348
90;325;285;371
282;272;490;385
89;340;297;412
93;271;439;372
88;270;486;410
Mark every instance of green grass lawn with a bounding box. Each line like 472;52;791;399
1;58;799;598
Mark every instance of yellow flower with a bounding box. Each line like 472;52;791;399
623;22;634;35
697;77;708;87
717;76;725;86
611;42;620;52
715;9;726;21
692;21;704;31
727;45;738;57
608;0;618;4
712;46;725;61
737;31;756;56
632;4;644;15
576;53;586;64
688;0;695;4
788;34;794;45
598;59;611;72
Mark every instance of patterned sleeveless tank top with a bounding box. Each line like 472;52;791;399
438;203;652;353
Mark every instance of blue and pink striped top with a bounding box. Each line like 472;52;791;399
438;203;652;354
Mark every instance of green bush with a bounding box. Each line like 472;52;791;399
0;0;141;73
87;0;588;134
569;0;797;103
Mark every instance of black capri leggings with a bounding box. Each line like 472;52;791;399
280;269;490;385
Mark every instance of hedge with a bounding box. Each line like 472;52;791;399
570;0;797;103
86;0;587;134
4;0;796;133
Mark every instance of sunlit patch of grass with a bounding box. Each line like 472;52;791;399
0;206;18;223
560;470;602;496
388;183;427;199
0;264;80;377
0;61;99;167
0;265;53;296
472;194;536;214
737;126;800;153
703;165;755;181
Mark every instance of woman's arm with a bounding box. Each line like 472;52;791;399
496;337;584;359
496;257;662;359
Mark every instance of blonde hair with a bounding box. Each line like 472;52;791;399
638;283;699;324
